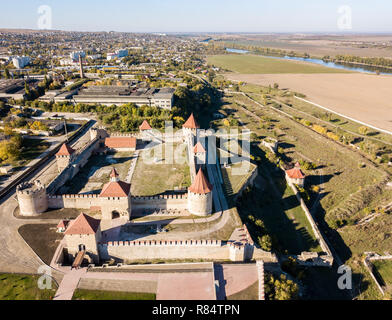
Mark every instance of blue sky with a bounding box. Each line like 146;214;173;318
1;0;392;33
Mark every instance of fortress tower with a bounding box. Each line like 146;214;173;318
90;127;109;142
99;168;132;222
55;143;75;173
188;168;213;216
16;181;48;216
182;113;199;140
193;141;206;167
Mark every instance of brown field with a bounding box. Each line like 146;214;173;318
213;33;392;58
227;73;392;133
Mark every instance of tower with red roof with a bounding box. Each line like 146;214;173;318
55;143;75;173
64;213;102;264
188;168;213;216
99;167;132;221
182;113;200;139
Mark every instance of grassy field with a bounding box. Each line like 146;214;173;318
373;260;392;288
214;84;391;299
18;224;62;265
227;280;259;300
131;143;191;196
238;166;321;254
208;54;349;74
72;289;156;300
227;72;392;133
0;273;57;300
223;89;386;225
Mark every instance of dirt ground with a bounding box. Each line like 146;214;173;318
227;73;392;132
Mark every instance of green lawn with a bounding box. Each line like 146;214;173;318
208;54;349;74
72;289;156;300
131;143;191;196
373;260;392;287
0;273;56;300
227;281;259;300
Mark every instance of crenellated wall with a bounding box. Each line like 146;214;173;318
98;239;230;262
131;194;188;210
47;138;100;195
48;194;130;214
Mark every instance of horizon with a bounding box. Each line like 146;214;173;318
1;0;392;33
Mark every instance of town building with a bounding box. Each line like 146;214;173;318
55;86;175;109
69;51;86;62
12;56;30;69
104;136;137;152
285;162;306;187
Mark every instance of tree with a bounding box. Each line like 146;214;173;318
258;235;272;252
4;68;11;79
265;274;299;300
358;126;369;135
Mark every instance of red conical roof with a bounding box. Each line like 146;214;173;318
65;213;100;235
194;142;206;153
56;143;75;156
110;167;119;178
189;168;213;194
139;120;152;131
183;113;200;129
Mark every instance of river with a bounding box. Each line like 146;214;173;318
225;48;392;75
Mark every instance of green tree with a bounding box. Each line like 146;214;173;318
4;68;11;79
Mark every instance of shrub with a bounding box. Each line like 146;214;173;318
312;124;328;135
258;235;272;252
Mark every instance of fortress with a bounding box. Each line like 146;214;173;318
17;114;213;221
15;115;269;266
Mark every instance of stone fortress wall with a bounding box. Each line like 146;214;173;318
131;194;188;211
46;138;101;195
98;238;277;263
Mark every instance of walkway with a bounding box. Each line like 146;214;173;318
214;264;258;300
53;268;87;300
125;151;139;183
78;262;216;300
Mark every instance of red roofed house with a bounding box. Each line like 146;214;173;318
182;113;200;138
55;143;75;173
105;137;137;152
285;162;306;187
188;168;213;216
57;220;70;233
99;167;132;221
64;213;102;264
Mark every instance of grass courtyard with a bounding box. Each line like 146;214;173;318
62;151;134;195
131;143;191;196
0;273;57;300
373;260;392;289
207;54;350;74
72;289;156;300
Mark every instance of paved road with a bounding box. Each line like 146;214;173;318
0;122;95;281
